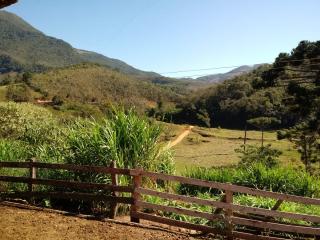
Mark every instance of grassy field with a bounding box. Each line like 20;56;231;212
162;123;301;172
0;86;7;101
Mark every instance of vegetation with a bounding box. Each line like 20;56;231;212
169;41;320;130
30;64;179;112
0;102;174;197
236;144;281;168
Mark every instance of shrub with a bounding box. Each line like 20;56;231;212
0;102;59;144
235;144;281;168
6;84;31;102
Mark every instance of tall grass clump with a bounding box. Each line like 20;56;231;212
64;108;174;187
0;139;30;191
179;164;320;198
178;144;320;198
66;109;174;173
178;167;234;196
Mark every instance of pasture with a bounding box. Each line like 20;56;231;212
162;123;301;172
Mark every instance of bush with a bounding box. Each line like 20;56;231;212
235;144;281;168
6;84;31;102
0;102;59;144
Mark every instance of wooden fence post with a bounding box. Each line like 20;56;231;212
225;190;233;240
109;161;118;219
28;158;36;203
130;167;143;223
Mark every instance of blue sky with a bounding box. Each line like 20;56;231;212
5;0;320;77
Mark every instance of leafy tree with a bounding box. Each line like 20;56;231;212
22;72;32;85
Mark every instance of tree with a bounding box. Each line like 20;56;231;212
52;95;63;106
278;122;319;174
247;117;280;146
22;72;32;85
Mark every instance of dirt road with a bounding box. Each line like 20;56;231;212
168;126;194;148
0;205;206;240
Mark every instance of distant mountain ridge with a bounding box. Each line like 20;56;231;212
196;64;263;83
0;10;159;77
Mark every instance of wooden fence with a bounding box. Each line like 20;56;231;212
1;160;320;240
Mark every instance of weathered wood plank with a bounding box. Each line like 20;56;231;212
0;162;131;175
109;161;118;219
232;217;320;235
0;162;30;168
0;191;133;204
0;175;134;193
130;168;143;223
233;231;287;240
272;200;284;211
140;171;320;205
130;211;222;235
137;188;320;223
225;190;233;240
136;200;224;221
213;194;226;214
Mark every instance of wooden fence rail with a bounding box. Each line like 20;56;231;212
0;161;320;239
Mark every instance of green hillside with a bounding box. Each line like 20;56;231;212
170;41;320;129
0;10;159;78
30;63;178;109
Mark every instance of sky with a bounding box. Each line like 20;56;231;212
5;0;320;78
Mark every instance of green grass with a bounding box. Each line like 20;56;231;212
0;85;8;101
162;124;300;173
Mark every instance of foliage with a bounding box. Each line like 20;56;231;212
66;109;174;174
171;41;320;129
178;164;320;198
235;144;281;169
247;117;280;129
0;102;59;144
0;139;30;162
278;123;320;174
30;64;179;113
6;84;31;102
52;95;63;106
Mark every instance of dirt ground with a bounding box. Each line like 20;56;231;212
0;205;210;240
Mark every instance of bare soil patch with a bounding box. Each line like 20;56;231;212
0;205;208;240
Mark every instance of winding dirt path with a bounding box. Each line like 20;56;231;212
168;126;194;148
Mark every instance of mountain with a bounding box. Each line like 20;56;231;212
0;10;159;78
196;64;263;83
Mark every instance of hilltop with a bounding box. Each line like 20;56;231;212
0;10;159;78
196;64;263;83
